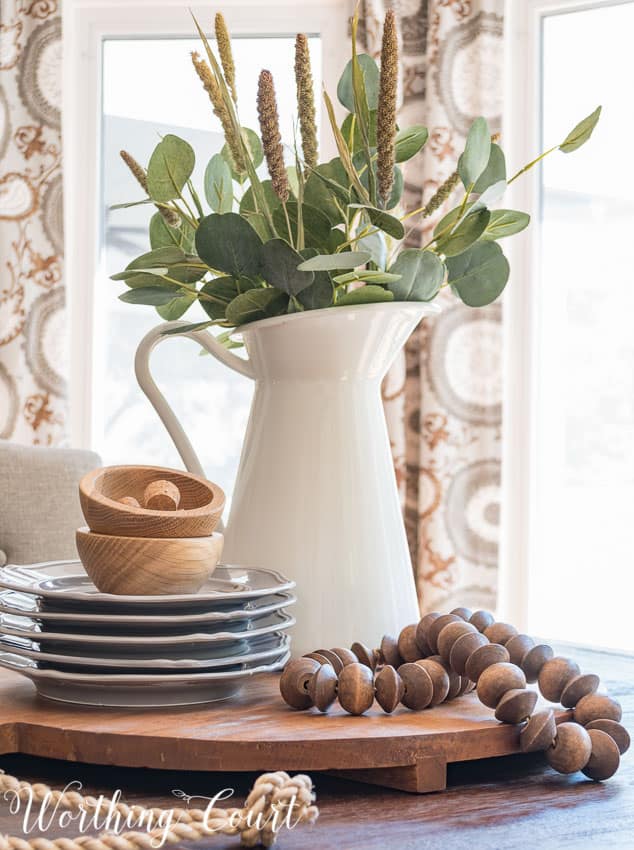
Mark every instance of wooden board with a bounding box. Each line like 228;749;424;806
0;669;569;793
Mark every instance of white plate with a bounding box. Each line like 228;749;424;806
0;561;295;606
0;632;290;671
0;610;295;647
0;589;296;629
0;650;290;707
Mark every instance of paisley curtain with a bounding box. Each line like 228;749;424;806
363;0;505;613
0;0;67;445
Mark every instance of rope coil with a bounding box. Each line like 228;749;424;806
0;769;318;849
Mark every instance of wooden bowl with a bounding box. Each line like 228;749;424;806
79;465;225;539
75;527;224;595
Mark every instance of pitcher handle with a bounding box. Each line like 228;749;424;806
135;321;255;477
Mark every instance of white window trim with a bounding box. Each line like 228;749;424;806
499;0;631;628
62;0;350;451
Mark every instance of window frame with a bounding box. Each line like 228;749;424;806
499;0;633;628
62;0;350;451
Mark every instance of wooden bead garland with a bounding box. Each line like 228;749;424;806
280;609;630;783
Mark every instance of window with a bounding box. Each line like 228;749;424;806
502;0;634;650
64;0;348;504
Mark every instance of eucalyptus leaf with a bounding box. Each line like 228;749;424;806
298;251;371;271
161;320;215;336
436;209;491;257
221;127;263;177
481;209;530;241
458;117;491;188
296;248;335;310
333;270;401;285
387;249;445;301
337;54;380;112
272;202;332;250
204;154;233;213
341;111;377;153
156;292;196;321
146;135;195;203
350;204;405;239
447;241;510;307
110;246;188;287
149;212;194;252
560;106;601;153
195;213;262;278
472;179;507;212
336;285;394;306
200;276;242;320
356;230;387;269
119;285;181;306
394;126;429;163
239;180;281;217
261;239;315;295
304;160;349;225
225;287;289;326
472;144;506;194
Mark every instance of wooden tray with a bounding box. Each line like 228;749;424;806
0;670;568;793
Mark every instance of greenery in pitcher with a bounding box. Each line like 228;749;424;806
112;8;600;336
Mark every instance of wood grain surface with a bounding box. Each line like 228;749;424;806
0;645;630;848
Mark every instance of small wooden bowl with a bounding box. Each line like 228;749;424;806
75;527;224;596
79;465;225;539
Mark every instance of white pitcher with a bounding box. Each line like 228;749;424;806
135;301;439;654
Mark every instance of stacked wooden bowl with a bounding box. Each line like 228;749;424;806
77;465;226;595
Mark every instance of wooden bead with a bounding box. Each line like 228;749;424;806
520;709;557;753
307;663;338;712
483;622;519;646
538;657;581;703
465;643;510;683
280;658;320;709
118;496;140;508
430;654;461;700
585;720;630;755
143;479;180;511
374;665;404;713
560;673;599;708
450;607;472;621
315;649;344;674
380;635;402;668
582;729;620;781
436;621;477;663
337;662;375;716
521;644;554;684
457;676;473;696
399;663;434;710
415;612;440;655
303;652;331;666
574;693;622;725
477;662;526;709
350;642;376;670
494;688;538;724
415;658;450;705
505;634;535;667
330;647;357;668
398;624;422;663
427;614;462;654
449;631;488;676
546;722;592;774
469;610;495;632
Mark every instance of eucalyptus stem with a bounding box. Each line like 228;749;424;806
508;145;559;184
282;201;294;248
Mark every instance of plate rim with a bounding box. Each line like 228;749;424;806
0;561;295;604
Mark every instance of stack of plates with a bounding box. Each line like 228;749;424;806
0;560;295;707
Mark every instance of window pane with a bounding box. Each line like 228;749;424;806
99;36;321;504
531;3;634;649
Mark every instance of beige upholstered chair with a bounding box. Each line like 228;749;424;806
0;441;101;566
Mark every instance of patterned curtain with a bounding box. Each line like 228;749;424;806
0;0;67;445
363;0;505;613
